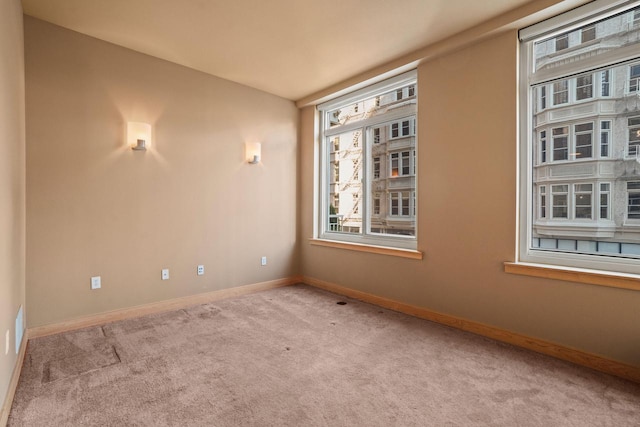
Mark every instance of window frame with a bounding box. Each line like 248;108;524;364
518;0;640;276
317;70;418;250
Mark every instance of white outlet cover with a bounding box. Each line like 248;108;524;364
162;269;170;280
261;256;267;266
91;276;101;290
197;265;204;276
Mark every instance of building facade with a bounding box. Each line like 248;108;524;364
531;7;640;256
328;83;417;236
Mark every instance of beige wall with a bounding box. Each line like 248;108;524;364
25;17;299;327
300;31;640;366
0;0;26;416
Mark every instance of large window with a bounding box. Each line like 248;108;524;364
318;71;417;249
519;2;640;274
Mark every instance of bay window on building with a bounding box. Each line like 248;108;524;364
318;71;417;248
519;2;640;274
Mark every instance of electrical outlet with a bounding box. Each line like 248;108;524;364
5;330;9;356
162;269;170;280
91;276;101;290
261;256;267;266
197;265;204;276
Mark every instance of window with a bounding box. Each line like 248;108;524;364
396;85;416;101
373;197;380;215
373;127;380;144
581;25;595;43
519;2;640;274
551;185;568;218
318;71;417;249
629;117;640;157
575;74;593;100
553;80;568;105
552;126;568;161
600;121;610;157
630;64;640;92
574;123;593;159
600;183;610;220
629;182;640;220
601;70;610;97
628;182;640;219
390;192;411;217
390;119;413;139
390;151;414;177
333;161;340;183
539;186;546;218
555;33;569;51
574;184;592;219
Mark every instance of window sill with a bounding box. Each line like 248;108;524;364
504;262;640;291
309;238;423;260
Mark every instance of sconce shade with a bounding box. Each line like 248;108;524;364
128;122;152;151
246;142;261;164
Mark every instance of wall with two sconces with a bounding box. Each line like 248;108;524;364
24;17;299;327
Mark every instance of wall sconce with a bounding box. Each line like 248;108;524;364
127;122;152;151
246;142;261;164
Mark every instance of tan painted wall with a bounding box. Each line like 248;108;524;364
0;0;26;414
25;17;299;327
300;31;640;366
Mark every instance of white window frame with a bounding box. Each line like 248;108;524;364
600;120;611;157
389;191;412;217
574;122;594;159
518;0;640;275
575;74;594;100
317;70;418;250
600;182;611;220
629;63;640;92
627;181;640;220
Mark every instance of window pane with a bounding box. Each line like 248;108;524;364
630;64;640;92
576;75;593;100
581;25;595;43
552;127;568;161
327;130;362;234
553;80;568;105
527;4;640;265
326;82;417;129
555;33;569;51
321;72;417;247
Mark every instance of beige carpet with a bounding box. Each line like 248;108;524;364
8;284;640;426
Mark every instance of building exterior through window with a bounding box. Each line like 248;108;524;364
318;72;417;249
521;3;640;274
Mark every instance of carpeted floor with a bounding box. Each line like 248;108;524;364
8;284;640;426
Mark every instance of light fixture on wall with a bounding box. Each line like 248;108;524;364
127;122;152;151
246;142;261;164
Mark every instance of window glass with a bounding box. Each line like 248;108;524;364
520;3;640;273
553;80;568;105
319;72;417;248
630;64;640;92
576;75;593;100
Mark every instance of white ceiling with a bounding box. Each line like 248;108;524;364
22;0;537;101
